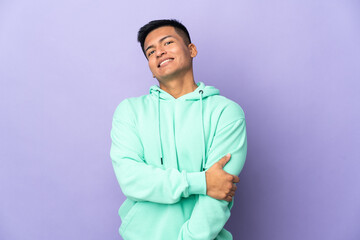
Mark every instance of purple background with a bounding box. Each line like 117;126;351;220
1;1;359;239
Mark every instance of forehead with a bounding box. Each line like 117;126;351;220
144;26;182;48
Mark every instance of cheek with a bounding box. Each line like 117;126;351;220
148;59;157;71
177;48;191;61
177;53;190;65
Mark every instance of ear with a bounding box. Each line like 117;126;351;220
188;43;198;58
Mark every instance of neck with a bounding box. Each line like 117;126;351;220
158;70;198;99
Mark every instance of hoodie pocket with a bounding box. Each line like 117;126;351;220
119;199;140;235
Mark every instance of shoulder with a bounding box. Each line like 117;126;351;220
113;94;151;117
209;95;245;121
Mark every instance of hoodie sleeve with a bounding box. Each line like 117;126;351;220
110;99;206;204
177;102;247;240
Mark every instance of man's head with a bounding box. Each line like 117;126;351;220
137;19;191;57
137;19;197;81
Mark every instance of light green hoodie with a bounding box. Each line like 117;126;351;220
110;81;247;240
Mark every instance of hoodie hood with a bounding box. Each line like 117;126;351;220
148;81;220;170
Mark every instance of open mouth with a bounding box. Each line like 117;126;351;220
158;58;174;68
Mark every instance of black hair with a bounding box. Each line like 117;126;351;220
137;19;192;57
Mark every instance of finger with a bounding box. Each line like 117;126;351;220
233;175;240;183
218;153;231;168
225;195;233;202
231;185;237;191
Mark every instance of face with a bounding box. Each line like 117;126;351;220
143;26;197;81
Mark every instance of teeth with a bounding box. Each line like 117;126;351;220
160;59;173;66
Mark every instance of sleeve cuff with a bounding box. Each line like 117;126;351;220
186;171;207;195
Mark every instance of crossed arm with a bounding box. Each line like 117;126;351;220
177;117;247;239
110;99;247;239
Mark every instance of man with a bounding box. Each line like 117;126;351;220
110;19;247;240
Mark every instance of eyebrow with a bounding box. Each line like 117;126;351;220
145;35;173;53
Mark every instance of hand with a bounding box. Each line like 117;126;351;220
205;153;240;202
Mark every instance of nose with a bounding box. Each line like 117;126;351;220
156;46;166;57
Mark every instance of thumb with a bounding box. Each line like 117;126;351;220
218;153;231;168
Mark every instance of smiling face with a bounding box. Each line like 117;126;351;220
143;26;197;81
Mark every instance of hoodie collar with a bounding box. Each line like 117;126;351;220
149;81;220;100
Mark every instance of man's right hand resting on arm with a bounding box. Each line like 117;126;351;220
205;153;239;202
